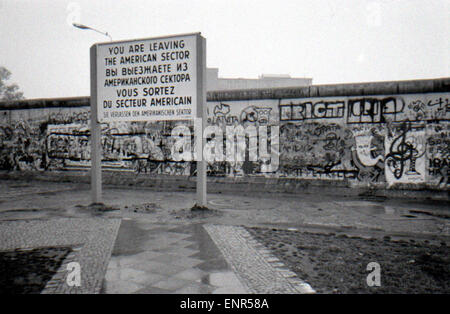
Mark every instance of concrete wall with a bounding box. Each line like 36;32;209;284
1;78;449;190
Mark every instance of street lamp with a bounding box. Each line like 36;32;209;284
72;22;112;41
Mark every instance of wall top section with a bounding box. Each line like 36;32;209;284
0;96;90;110
209;77;450;101
1;77;449;110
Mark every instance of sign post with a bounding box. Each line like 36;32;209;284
90;44;102;203
196;36;207;206
90;33;206;206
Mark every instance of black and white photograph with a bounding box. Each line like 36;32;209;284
0;0;448;305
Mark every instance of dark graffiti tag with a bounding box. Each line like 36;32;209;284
347;97;404;124
385;123;425;180
280;101;345;121
209;103;274;126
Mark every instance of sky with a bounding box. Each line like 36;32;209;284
0;0;449;99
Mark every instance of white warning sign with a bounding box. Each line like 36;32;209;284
95;33;199;122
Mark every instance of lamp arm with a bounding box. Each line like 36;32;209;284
90;28;112;41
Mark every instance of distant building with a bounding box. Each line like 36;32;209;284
207;68;312;91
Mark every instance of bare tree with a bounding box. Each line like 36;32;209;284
0;66;24;100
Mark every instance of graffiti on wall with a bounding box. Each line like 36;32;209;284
278;93;448;187
0;120;45;171
280;100;345;121
279;122;357;180
426;124;450;187
351;125;385;183
45;120;191;175
207;100;278;127
205;100;279;176
385;123;426;185
279;123;386;183
280;94;449;123
0;92;449;189
0;107;192;175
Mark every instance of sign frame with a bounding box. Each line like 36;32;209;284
95;32;201;123
89;32;207;206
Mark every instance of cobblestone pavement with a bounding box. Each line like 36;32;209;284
0;179;448;294
0;218;121;293
204;224;315;294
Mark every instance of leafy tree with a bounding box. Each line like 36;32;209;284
0;66;24;100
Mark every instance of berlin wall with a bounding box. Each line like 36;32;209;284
0;78;449;190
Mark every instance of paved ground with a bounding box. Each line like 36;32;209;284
103;221;248;294
204;224;314;293
0;179;448;294
0;218;120;293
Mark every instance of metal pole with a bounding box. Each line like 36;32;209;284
196;35;207;206
90;44;102;203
